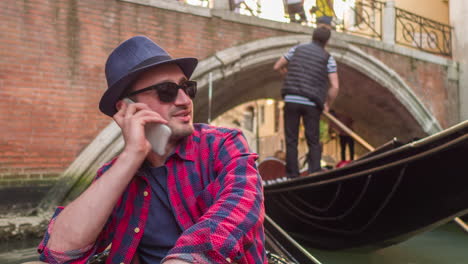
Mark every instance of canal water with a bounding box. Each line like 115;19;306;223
0;237;41;264
309;222;468;264
1;223;466;263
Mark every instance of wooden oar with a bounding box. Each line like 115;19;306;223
322;111;374;152
454;216;468;233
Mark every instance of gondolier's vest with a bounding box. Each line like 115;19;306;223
281;42;330;110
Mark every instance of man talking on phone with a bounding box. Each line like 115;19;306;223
37;36;266;264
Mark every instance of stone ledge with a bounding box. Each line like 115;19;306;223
0;172;60;180
119;0;211;17
120;0;311;34
0;216;48;241
0;179;57;189
335;31;456;67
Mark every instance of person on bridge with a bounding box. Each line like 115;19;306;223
310;0;334;28
274;26;339;178
284;0;307;24
37;36;266;264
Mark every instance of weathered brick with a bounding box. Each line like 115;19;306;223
0;0;293;182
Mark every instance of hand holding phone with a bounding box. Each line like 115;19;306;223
123;98;172;155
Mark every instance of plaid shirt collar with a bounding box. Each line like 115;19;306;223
170;130;197;162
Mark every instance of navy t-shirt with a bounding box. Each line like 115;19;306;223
138;165;183;264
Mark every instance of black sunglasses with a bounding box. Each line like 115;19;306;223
126;80;197;102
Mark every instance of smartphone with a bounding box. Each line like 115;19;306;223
123;98;172;155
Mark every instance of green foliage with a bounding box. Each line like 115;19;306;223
320;119;330;142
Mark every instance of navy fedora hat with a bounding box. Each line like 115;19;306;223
99;36;198;117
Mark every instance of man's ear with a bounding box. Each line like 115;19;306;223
115;100;124;111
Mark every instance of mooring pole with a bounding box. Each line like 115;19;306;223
208;72;213;123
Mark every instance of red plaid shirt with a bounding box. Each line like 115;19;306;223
38;124;266;264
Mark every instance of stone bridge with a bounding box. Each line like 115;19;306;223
0;0;461;208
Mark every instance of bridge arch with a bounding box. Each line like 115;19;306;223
192;35;441;137
39;35;442;208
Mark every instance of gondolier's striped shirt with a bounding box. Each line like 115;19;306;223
37;124;266;264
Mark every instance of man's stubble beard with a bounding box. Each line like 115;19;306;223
169;122;194;141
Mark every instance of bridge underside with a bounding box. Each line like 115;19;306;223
194;60;426;147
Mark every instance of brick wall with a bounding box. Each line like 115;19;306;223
0;0;457;186
0;0;291;182
357;46;458;128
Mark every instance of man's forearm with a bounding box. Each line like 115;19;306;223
326;72;339;108
274;57;289;77
47;151;144;252
326;86;338;107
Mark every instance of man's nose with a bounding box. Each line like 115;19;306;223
174;88;191;105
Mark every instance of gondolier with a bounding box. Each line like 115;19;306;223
274;26;339;177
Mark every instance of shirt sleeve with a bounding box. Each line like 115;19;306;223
328;55;337;73
164;129;265;263
284;45;297;61
37;160;117;264
37;207;97;264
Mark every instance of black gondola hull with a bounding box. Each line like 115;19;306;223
264;121;468;250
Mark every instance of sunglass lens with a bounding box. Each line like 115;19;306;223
184;81;197;99
155;81;197;102
157;83;179;102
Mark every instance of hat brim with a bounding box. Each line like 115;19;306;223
99;57;198;117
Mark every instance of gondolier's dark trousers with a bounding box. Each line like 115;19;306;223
284;102;322;177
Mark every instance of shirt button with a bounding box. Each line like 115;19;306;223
226;257;231;263
143;191;149;197
134;227;140;233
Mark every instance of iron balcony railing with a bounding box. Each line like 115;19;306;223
395;7;452;56
332;0;384;40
